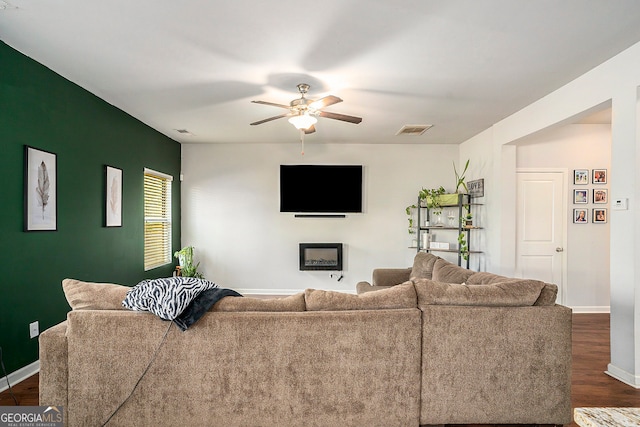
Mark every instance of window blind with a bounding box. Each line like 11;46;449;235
144;168;173;271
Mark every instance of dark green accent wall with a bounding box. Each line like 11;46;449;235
0;41;181;374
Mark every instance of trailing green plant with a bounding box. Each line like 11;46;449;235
458;231;469;261
405;186;447;234
453;159;470;193
419;186;447;215
174;246;205;279
405;204;417;234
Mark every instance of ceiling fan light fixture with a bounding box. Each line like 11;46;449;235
288;113;317;130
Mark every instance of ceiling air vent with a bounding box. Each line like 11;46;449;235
396;124;433;136
175;129;194;136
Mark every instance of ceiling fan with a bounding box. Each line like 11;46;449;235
250;83;362;134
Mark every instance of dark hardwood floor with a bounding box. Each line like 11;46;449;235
1;314;639;426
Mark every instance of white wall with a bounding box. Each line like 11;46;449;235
516;124;611;311
460;40;640;387
181;142;458;293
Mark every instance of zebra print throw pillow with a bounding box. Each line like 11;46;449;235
122;277;218;320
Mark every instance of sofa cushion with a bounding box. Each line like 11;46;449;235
465;271;510;285
305;282;417;311
431;258;475;283
122;277;218;320
409;252;440;280
212;293;306;312
62;278;130;310
466;272;558;305
535;283;558;306
413;278;547;307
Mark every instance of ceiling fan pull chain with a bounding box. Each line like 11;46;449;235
300;129;305;155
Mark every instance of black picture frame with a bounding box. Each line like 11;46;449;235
24;145;57;232
574;169;589;185
573;208;588;224
592;169;607;184
593;208;607;223
573;189;588;204
593;189;608;204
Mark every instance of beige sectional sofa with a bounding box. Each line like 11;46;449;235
39;253;572;426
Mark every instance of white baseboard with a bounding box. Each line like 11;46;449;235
606;363;640;389
0;360;39;393
570;305;610;314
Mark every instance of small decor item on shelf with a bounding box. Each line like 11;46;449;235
447;209;456;226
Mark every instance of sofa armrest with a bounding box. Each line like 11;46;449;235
39;320;68;418
372;268;411;287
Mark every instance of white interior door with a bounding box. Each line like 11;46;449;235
516;171;566;304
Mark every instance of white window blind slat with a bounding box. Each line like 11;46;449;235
144;169;172;271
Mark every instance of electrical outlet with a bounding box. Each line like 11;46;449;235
29;321;39;339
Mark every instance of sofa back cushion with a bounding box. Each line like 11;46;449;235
465;271;509;285
409;252;440;280
413;278;550;308
466;272;558;305
212;293;306;312
431;258;475;283
62;278;129;310
305;282;417;311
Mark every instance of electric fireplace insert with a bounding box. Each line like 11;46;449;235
299;243;343;271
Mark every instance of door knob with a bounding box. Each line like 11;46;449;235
555;247;564;252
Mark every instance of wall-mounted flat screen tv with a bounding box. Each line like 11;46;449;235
280;165;363;213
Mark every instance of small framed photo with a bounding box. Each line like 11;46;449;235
105;165;123;227
574;189;588;204
593;208;607;223
574;169;589;185
592;169;607;184
573;208;588;224
24;145;57;232
593;189;608;204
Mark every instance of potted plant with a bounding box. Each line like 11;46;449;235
174;246;205;279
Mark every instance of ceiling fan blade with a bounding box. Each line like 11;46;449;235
304;125;316;134
318;111;362;124
250;113;290;126
251;100;291;109
309;95;343;110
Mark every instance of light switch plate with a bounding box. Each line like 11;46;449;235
613;198;628;210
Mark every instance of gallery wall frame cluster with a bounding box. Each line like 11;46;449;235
572;168;608;224
23;145;123;231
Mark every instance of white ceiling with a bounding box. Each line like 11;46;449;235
2;0;639;145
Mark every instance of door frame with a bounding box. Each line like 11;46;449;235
515;168;568;305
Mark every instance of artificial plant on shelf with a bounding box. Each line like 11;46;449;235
454;159;470;193
174;246;205;279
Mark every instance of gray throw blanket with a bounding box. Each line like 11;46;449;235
173;288;242;331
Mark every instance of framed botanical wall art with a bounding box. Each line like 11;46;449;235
593;208;607;223
574;169;589;185
24;145;57;232
593;189;608;204
592;169;607;184
105;165;123;227
573;189;588;204
573;208;587;224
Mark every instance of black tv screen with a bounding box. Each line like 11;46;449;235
280;165;363;213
